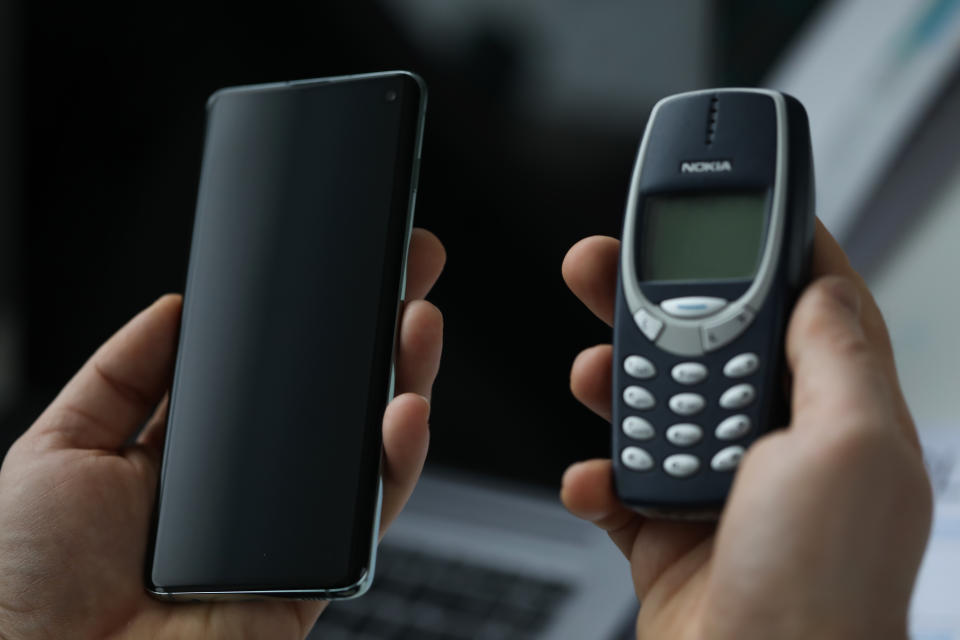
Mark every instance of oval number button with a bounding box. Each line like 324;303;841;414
623;386;655;410
622;416;655;441
663;454;700;478
666;423;703;447
624;355;656;379
711;446;745;472
671;362;708;385
621;447;654;471
719;384;756;410
669;393;705;416
723;353;759;378
715;414;752;440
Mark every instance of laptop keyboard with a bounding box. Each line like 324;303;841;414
308;545;573;639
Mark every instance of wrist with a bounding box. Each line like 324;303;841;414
701;607;909;640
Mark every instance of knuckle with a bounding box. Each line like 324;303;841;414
827;329;873;365
799;299;868;353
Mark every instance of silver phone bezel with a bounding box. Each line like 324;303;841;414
620;88;788;357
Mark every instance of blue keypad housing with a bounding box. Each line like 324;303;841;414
611;275;792;514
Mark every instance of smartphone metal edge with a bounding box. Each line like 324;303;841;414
147;70;428;601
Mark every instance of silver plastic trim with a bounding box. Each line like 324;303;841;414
621;88;788;357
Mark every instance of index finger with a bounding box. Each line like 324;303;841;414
562;235;619;327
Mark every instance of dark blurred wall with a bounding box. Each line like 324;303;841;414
5;1;823;484
716;0;827;83
0;0;21;418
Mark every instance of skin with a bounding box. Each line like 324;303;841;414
0;229;446;640
560;221;933;640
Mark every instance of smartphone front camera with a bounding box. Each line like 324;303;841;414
385;90;398;103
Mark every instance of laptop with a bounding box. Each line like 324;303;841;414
308;469;637;639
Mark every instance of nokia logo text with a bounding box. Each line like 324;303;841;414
681;160;733;174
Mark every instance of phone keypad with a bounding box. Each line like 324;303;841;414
619;352;761;478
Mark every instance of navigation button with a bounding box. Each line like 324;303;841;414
703;309;755;352
661;296;727;319
633;309;664;342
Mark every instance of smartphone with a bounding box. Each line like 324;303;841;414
612;89;814;519
146;71;426;599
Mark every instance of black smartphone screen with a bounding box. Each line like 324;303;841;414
148;73;424;595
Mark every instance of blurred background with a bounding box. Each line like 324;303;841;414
4;0;960;638
0;0;830;482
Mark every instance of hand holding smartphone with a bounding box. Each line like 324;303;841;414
147;72;427;599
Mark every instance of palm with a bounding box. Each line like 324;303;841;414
0;446;310;639
0;228;445;640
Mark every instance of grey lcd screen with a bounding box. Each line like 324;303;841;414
639;192;767;281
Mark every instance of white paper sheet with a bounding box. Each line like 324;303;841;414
912;428;960;639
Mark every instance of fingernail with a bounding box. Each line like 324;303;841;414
824;277;861;316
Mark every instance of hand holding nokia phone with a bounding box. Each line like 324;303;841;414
147;72;426;599
612;89;814;519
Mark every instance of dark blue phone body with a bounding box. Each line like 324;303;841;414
612;89;814;519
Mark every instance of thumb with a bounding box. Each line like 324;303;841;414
785;276;898;438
